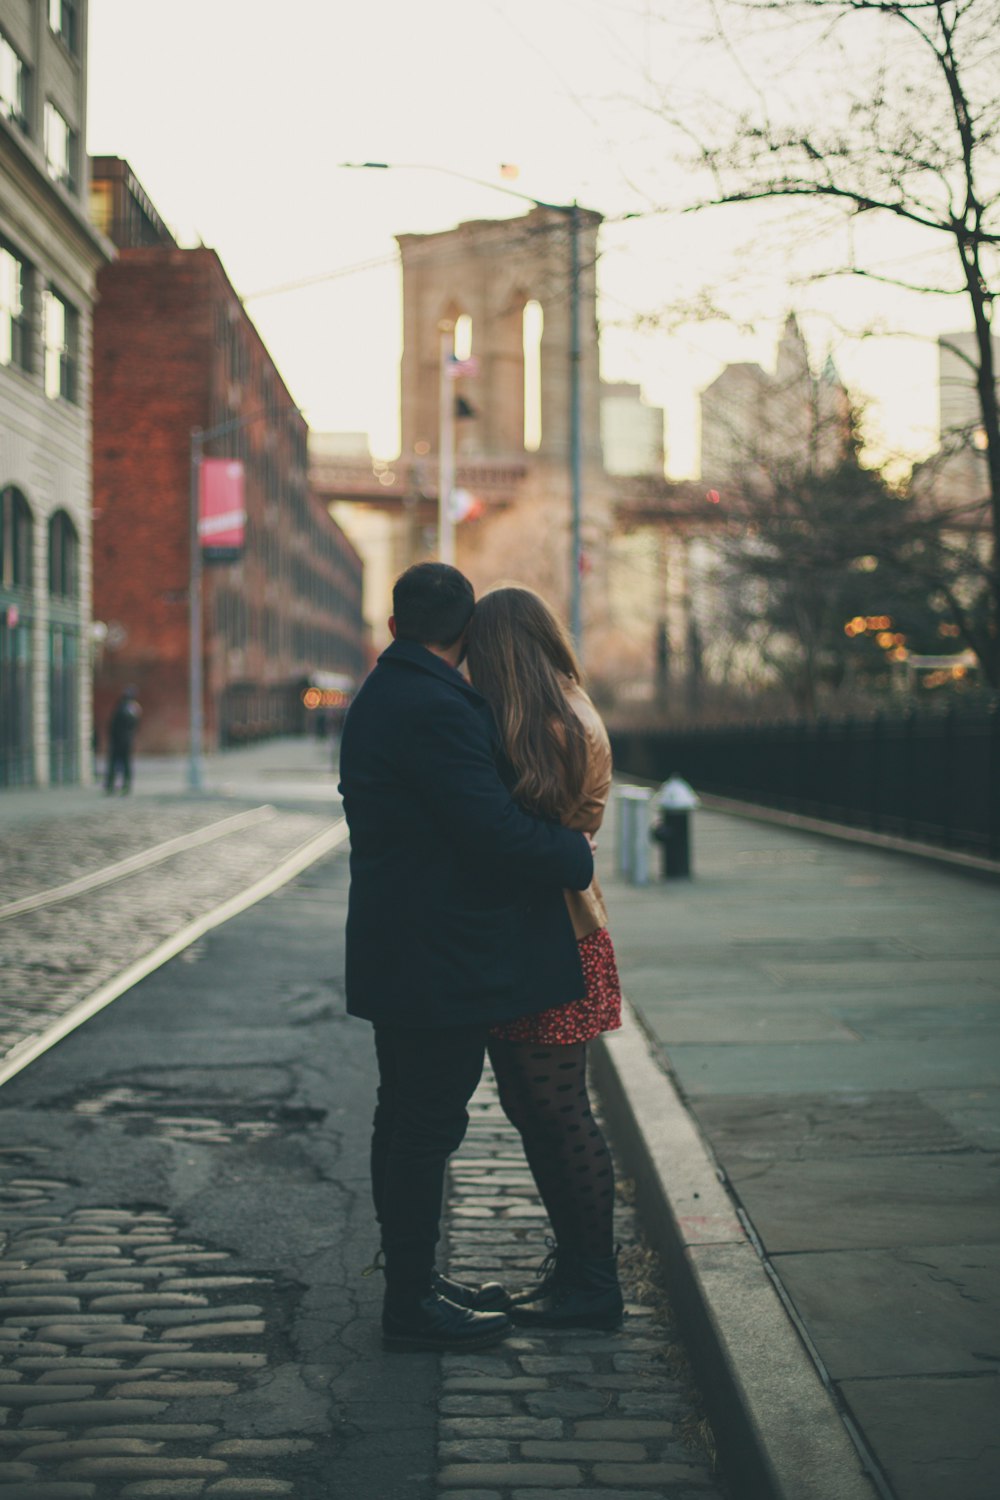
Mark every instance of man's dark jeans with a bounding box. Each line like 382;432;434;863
105;747;133;792
371;1021;488;1302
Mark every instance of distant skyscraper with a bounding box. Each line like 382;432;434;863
937;329;1000;447
700;314;850;488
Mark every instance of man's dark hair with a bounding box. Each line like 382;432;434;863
392;563;475;647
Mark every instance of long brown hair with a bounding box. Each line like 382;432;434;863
466;587;588;821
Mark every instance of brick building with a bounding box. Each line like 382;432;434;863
0;0;112;787
92;163;365;753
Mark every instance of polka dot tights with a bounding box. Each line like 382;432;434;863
487;1038;615;1260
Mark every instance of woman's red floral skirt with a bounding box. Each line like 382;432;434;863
490;927;623;1045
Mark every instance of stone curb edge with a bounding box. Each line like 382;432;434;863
698;794;1000;882
591;1001;880;1500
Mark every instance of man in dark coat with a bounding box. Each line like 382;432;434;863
339;563;593;1352
105;687;141;794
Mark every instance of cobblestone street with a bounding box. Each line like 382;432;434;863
0;798;337;1072
0;768;730;1499
0;1146;313;1498
440;1080;725;1498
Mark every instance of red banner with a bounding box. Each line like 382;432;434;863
199;459;246;562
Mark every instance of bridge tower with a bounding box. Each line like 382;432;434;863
397;205;604;470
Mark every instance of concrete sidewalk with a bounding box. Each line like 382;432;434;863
0;736;342;829
598;806;1000;1500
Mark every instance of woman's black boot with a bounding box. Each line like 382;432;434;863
508;1238;567;1306
509;1252;623;1330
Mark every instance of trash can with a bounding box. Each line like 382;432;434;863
614;784;653;887
650;776;700;879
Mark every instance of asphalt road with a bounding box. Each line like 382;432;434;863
0;846;443;1500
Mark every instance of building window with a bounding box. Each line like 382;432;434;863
44;101;77;191
0;246;30;372
43;287;77;402
0;31;27;130
48;0;79;56
48;510;79;598
0;486;33;590
89;178;112;237
454;314;473;362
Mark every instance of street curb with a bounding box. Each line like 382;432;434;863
591;1002;879;1500
698;794;1000;881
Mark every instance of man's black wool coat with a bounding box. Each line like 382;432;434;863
339;638;594;1028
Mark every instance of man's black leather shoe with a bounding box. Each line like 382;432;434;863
433;1269;511;1311
382;1291;511;1352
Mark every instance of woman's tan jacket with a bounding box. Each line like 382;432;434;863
560;681;612;941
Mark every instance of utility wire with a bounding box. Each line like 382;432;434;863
241;253;400;302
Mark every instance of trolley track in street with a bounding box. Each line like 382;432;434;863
0;809;350;1090
0;804;278;922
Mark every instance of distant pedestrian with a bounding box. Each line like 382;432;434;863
105;687;141;794
338;563;594;1353
466;585;624;1330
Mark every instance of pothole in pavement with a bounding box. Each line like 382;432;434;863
0;1145;327;1498
62;1086;327;1145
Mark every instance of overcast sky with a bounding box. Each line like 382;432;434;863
86;0;964;475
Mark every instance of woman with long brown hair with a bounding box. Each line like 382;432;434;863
466;585;624;1330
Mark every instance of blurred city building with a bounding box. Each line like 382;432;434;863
700;314;851;487
89;152;176;251
0;0;112;787
685;315;854;696
91;159;365;754
600;381;665;479
910;329;999;514
312;431;401;645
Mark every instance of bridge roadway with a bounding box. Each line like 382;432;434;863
308;451;720;528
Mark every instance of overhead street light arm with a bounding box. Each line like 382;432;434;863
339;161;573;216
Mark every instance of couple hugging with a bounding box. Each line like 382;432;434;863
339;562;623;1352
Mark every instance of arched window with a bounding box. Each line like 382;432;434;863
454;313;473;362
0;485;33;590
1;487;34;785
46;509;81;783
48;509;79;598
522;300;543;452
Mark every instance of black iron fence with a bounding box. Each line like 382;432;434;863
610;701;1000;859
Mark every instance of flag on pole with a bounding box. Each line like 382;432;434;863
450;489;486;524
446;355;480;379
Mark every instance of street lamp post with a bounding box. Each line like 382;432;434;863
342;162;586;656
438;320;456;565
568;202;583;651
188;426;205;791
